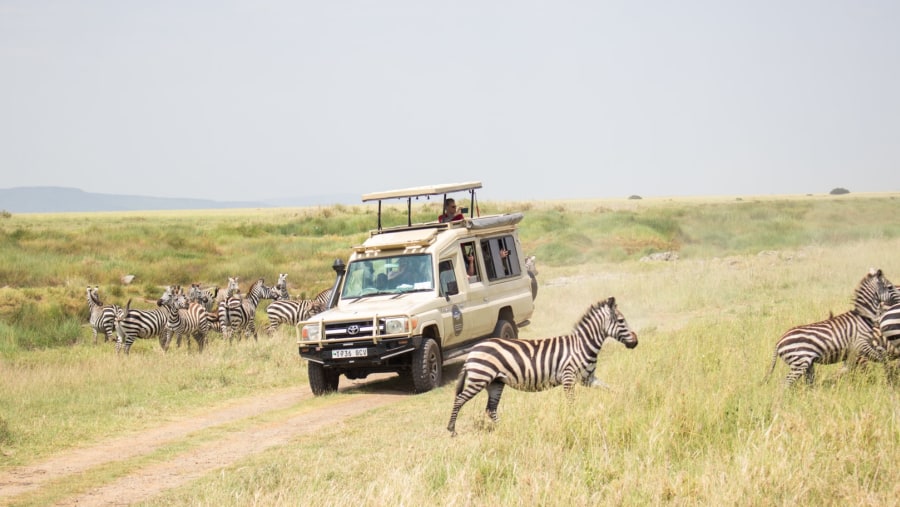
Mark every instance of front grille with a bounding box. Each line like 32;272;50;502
323;319;385;340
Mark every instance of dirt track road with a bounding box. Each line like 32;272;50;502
0;374;410;506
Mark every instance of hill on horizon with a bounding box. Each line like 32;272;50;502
0;186;356;213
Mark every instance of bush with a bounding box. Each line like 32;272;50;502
628;195;643;200
830;187;850;195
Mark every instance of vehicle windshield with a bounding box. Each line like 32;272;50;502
341;254;434;299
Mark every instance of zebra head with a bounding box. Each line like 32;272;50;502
275;273;290;300
593;297;638;349
188;284;208;306
856;269;897;319
225;277;240;298
157;285;176;308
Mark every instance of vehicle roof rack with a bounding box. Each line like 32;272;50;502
361;181;482;231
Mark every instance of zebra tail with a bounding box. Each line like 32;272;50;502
454;368;468;397
763;348;778;384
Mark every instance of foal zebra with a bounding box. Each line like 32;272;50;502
161;285;210;352
766;268;898;386
220;278;281;343
114;288;172;355
446;297;638;436
86;286;120;344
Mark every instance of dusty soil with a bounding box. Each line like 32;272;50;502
0;373;412;506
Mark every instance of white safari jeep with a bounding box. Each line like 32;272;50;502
298;181;536;395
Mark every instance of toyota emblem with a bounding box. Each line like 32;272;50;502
347;325;360;335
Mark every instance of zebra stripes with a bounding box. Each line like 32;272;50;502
265;298;325;336
86;286;120;344
766;268;897;386
114;289;172;355
219;278;281;343
881;303;900;348
160;285;210;352
447;297;638;436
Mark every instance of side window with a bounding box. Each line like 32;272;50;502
480;235;522;281
461;241;479;282
438;260;458;296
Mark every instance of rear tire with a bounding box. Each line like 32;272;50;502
493;319;517;339
411;338;442;393
308;362;340;396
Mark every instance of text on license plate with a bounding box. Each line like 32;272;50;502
332;348;367;359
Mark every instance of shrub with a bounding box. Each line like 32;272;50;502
628;195;642;200
830;187;850;195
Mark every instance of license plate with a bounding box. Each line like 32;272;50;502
332;348;367;359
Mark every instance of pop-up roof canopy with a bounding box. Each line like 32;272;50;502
361;181;482;202
362;181;483;230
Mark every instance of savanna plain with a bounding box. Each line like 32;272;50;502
1;194;900;506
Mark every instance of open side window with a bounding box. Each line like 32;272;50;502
481;235;521;282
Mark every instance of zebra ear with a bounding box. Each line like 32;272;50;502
606;296;616;307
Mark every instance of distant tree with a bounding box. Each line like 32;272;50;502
628;195;642;200
0;210;11;219
830;187;850;195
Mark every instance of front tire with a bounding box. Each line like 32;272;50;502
308;362;340;396
411;338;442;393
493;318;517;339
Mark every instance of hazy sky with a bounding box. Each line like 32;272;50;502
2;1;898;203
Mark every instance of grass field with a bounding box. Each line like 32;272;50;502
1;193;899;505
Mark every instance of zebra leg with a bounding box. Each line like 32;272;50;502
484;380;506;424
447;370;481;436
805;364;816;386
784;363;809;387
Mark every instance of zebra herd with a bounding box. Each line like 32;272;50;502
85;273;330;355
447;268;900;435
766;268;900;386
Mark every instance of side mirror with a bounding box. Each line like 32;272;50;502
446;280;459;297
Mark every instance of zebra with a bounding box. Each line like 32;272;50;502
114;287;173;355
86;286;120;344
265;298;326;336
219;278;281;343
187;283;219;313
766;268;898;386
880;302;900;348
446;297;638;436
275;273;290;300
159;285;210;352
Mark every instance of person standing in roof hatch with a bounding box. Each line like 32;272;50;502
438;198;464;223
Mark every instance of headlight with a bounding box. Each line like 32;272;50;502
384;317;409;334
301;324;321;341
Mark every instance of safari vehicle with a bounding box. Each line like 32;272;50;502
297;181;536;395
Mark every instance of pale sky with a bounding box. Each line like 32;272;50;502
2;1;898;203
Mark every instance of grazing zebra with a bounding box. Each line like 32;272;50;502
447;297;638;436
160;285;210;352
265;298;326;336
114;287;173;355
766;268;898;386
86;286;120;344
220;278;281;343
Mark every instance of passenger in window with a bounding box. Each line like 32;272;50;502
438;198;465;223
463;245;478;279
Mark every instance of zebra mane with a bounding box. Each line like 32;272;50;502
853;269;890;321
572;297;616;334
